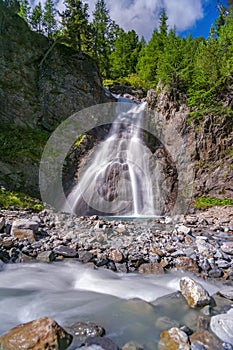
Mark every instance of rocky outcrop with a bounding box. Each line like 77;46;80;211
147;87;233;202
0;4;109;196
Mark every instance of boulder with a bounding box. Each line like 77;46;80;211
180;277;211;308
190;329;224;350
0;317;73;350
210;313;233;345
158;327;190;350
66;321;105;338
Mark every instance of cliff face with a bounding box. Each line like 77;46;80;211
147;88;233;202
0;6;108;195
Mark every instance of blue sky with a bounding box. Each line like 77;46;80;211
181;0;228;38
49;0;229;41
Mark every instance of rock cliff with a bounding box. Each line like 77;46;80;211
0;4;108;196
147;87;233;202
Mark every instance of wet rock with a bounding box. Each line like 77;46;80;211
158;327;190;350
85;336;119;350
191;342;206;350
180;277;211;308
122;341;143;350
138;262;164;274
218;289;233;300
190;329;224;350
155;316;180;331
0;316;73;350
78;251;94;263
210;313;233;345
37;250;55;263
53;245;77;258
66;321;105;338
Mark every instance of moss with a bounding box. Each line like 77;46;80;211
0;187;44;210
0;123;50;162
74;134;84;147
195;196;233;209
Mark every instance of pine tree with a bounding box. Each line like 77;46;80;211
18;0;30;22
43;0;56;38
110;30;142;79
61;0;89;52
136;9;168;85
30;2;43;32
91;0;111;77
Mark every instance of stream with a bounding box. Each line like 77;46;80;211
0;260;221;349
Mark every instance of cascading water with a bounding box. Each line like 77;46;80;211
65;101;156;216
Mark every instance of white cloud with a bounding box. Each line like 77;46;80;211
32;0;206;40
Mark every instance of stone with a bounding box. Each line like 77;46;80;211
180;277;211;308
177;225;191;234
218;289;233;300
108;249;123;263
122;342;143;350
0;217;5;231
12;219;39;233
78;251;94;263
37;250;55;263
221;242;233;255
210;314;233;345
190;329;224;350
0;317;73;350
85;336;119;350
2;238;14;249
208;267;223;278
12;228;35;242
53;245;77;258
66;321;105;338
174;257;199;273
191;342;206;350
158;327;190;350
138;262;164;274
115;224;126;234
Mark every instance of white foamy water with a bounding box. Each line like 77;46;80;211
64;102;156;216
0;261;220;349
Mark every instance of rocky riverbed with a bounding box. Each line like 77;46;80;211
0;206;233;349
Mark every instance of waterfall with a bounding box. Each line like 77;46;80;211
64;101;156;217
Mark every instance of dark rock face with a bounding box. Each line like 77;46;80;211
0;6;108;195
147;88;233;201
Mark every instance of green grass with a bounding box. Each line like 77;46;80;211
0;187;44;211
195;196;233;209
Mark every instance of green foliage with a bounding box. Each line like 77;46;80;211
110;30;143;79
30;2;43;32
0;187;44;210
18;0;30;21
91;0;112;77
0;124;49;162
195;196;233;209
43;0;56;38
60;0;90;51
